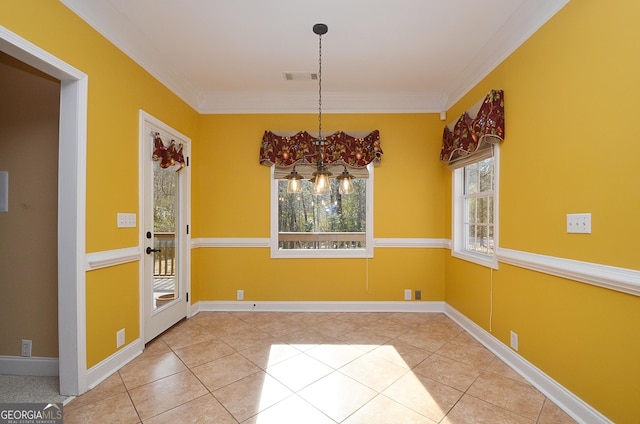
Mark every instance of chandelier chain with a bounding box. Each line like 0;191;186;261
318;31;323;142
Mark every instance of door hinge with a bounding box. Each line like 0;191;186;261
186;156;190;166
186;224;189;235
186;292;189;302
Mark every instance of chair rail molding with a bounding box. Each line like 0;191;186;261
497;248;640;297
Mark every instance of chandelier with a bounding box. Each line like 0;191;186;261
284;23;354;196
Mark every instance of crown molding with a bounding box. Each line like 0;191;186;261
444;0;570;108
196;91;447;114
60;0;569;114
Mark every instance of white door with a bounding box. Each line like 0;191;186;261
140;111;191;343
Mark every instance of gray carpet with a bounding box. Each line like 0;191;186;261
0;375;71;404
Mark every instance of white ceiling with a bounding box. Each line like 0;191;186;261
59;0;568;114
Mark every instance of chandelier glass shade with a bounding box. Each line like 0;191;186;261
284;168;303;194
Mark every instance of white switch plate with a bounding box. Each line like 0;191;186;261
0;171;7;212
404;289;412;301
567;213;591;234
116;329;125;348
237;290;244;301
117;213;136;228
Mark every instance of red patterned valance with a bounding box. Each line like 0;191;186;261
259;130;382;169
152;132;185;171
440;90;504;163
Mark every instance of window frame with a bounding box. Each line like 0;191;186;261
270;163;374;259
451;145;499;269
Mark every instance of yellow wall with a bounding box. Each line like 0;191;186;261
86;262;139;367
1;1;199;368
192;113;446;302
444;1;640;421
4;0;639;420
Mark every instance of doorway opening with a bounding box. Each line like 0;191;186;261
0;26;88;396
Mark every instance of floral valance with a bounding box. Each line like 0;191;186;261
259;130;382;170
152;132;186;171
440;89;505;164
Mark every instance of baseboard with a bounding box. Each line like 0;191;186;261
86;339;143;390
195;300;446;313
444;305;612;424
0;356;59;376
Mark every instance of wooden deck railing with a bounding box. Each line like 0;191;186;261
278;232;366;249
154;233;175;276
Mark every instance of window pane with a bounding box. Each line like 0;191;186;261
488;195;494;223
467;198;476;224
488;225;495;254
278;178;367;249
479;158;493;192
477;197;487;224
465;162;478;194
457;155;496;259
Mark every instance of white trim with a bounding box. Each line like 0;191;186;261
374;238;448;248
195;301;445;313
197;91;446;114
269;164;374;259
451;145;499;270
86;339;143;390
192;238;270;248
0;356;59;377
191;237;448;250
59;0;568;114
86;247;141;270
190;237;639;297
139;111;192;343
445;305;612;424
0;25;88;396
444;0;570;109
451;250;498;269
498;248;640;297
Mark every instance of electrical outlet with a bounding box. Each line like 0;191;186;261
510;330;519;351
415;290;421;300
116;329;125;348
21;339;32;357
237;290;244;301
404;289;412;301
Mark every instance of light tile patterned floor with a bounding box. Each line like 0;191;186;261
64;312;577;423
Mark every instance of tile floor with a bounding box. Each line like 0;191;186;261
64;312;577;423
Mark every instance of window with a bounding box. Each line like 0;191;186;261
452;147;499;268
270;164;373;258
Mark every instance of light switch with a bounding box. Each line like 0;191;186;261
117;213;136;228
567;213;591;234
0;171;7;212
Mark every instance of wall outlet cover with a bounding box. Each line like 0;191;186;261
510;330;519;351
21;339;32;357
116;329;125;348
404;289;412;301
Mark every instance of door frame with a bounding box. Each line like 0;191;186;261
0;26;88;395
138;110;191;343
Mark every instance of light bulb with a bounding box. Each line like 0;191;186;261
287;178;301;194
313;173;330;194
339;176;354;195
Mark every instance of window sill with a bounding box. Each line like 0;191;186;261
451;249;498;269
270;248;373;259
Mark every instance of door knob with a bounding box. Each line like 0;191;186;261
146;246;161;254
